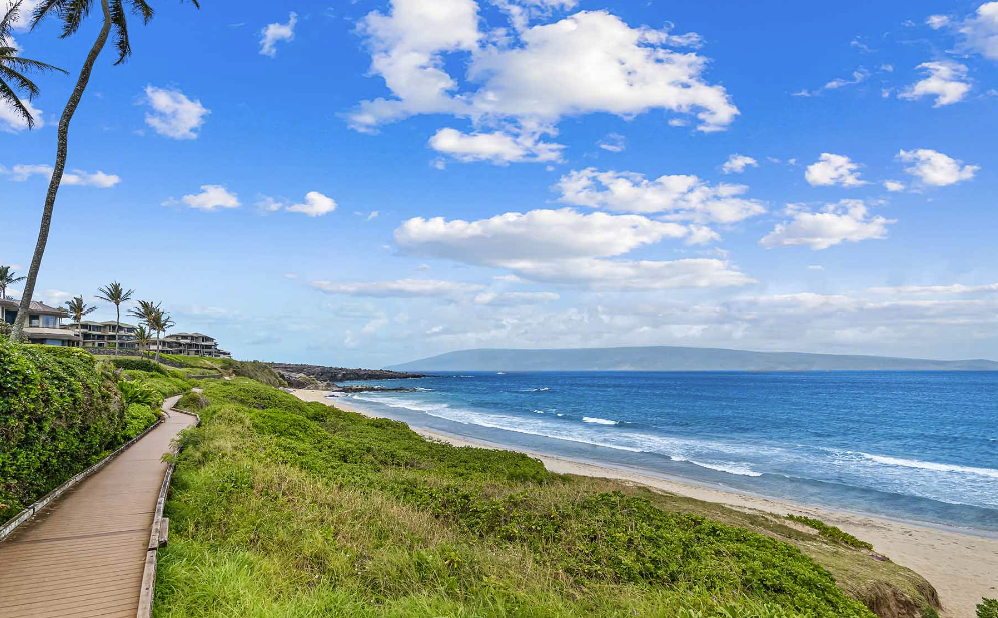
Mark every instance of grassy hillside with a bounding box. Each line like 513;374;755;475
0;340;168;522
155;378;938;618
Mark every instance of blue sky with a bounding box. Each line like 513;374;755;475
3;0;997;366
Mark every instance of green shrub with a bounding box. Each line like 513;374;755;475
121;370;191;399
978;598;998;618
0;340;125;521
786;514;873;549
119;381;158;408
112;357;168;375
0;321;11;339
176;391;210;413
123;403;160;439
218;359;286;387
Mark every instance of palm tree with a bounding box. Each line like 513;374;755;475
148;308;174;363
0;1;67;129
11;0;201;341
96;281;133;354
128;300;160;359
64;295;96;346
133;324;151;355
0;265;26;299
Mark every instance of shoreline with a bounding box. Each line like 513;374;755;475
291;389;998;618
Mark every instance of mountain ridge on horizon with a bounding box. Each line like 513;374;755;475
386;345;998;372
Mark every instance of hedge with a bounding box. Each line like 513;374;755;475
0;341;126;522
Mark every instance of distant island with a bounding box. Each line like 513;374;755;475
387;346;998;372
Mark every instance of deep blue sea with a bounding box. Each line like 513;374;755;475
335;372;998;532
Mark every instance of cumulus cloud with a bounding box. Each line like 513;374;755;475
143;86;210;140
805;153;866;187
823;68;870;90
555;168;766;224
490;0;577;31
394;208;752;289
926;15;951;29
721;154;757;174
6;164;120;187
897;149;979;186
883;180;906;192
179;185;240;211
429;127;564;164
260;12;297;57
0;97;43;133
958;2;998;61
898;61;971;107
6;0;41;30
760;200;894;250
286;191;338;217
348;4;739;137
312;279;485;298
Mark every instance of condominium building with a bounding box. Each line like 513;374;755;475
63;320;139;350
147;332;229;358
0;298;82;347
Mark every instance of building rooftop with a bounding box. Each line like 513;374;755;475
0;298;69;316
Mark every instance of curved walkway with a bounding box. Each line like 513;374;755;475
0;395;196;618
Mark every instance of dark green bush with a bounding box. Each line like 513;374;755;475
786;514;873;549
112;357;168;375
0;340;125;521
978;598;998;618
123;403;160;439
176;391;210;413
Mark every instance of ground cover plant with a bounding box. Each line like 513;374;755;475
156;378;938;618
786;514;874;550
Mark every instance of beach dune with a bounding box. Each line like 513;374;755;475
291;388;998;618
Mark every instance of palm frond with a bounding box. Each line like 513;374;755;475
109;0;131;65
0;78;35;127
59;0;96;39
29;0;64;31
127;0;153;23
0;1;22;46
0;64;41;98
1;55;69;75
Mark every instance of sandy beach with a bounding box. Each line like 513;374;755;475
290;389;998;618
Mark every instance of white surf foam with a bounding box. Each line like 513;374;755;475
583;417;618;425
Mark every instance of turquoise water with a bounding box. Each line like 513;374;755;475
336;371;998;532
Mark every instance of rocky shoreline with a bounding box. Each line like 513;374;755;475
270;362;426;393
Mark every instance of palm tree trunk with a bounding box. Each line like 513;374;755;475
155;330;161;363
114;304;120;356
11;0;113;342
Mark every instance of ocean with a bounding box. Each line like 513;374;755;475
334;371;998;533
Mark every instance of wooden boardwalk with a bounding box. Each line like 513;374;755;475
0;396;196;618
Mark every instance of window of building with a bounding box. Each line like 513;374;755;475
29;315;40;327
44;339;65;346
42;315;57;328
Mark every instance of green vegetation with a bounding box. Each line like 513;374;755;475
176;391;209;413
120;371;191;400
978;598;998;618
786;515;874;550
119;380;159;408
113;357;170;375
124;403;160;439
156;378;936;618
0;340;123;521
216;359;287;387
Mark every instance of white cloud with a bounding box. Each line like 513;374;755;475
428;127;564;164
367;211;380;221
898;61;971;107
760;200;894;250
500;257;755;290
490;0;577;31
143;86;210;140
883;180;906;192
0;97;43;133
394;208;751;290
474;291;560;305
721;154;757;174
255;195;286;212
868;283;998;295
554;168;766;224
286;191;338;217
807;265;825;271
805;153;866;187
6;164;120;187
823;68;870;90
349;6;739;136
926;14;950;29
897;149;979;186
597;132;626;153
260;12;298;57
397;208;690;262
312;278;485;298
958;2;998;61
180;185;240;211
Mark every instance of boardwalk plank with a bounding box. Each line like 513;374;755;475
0;396;196;618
